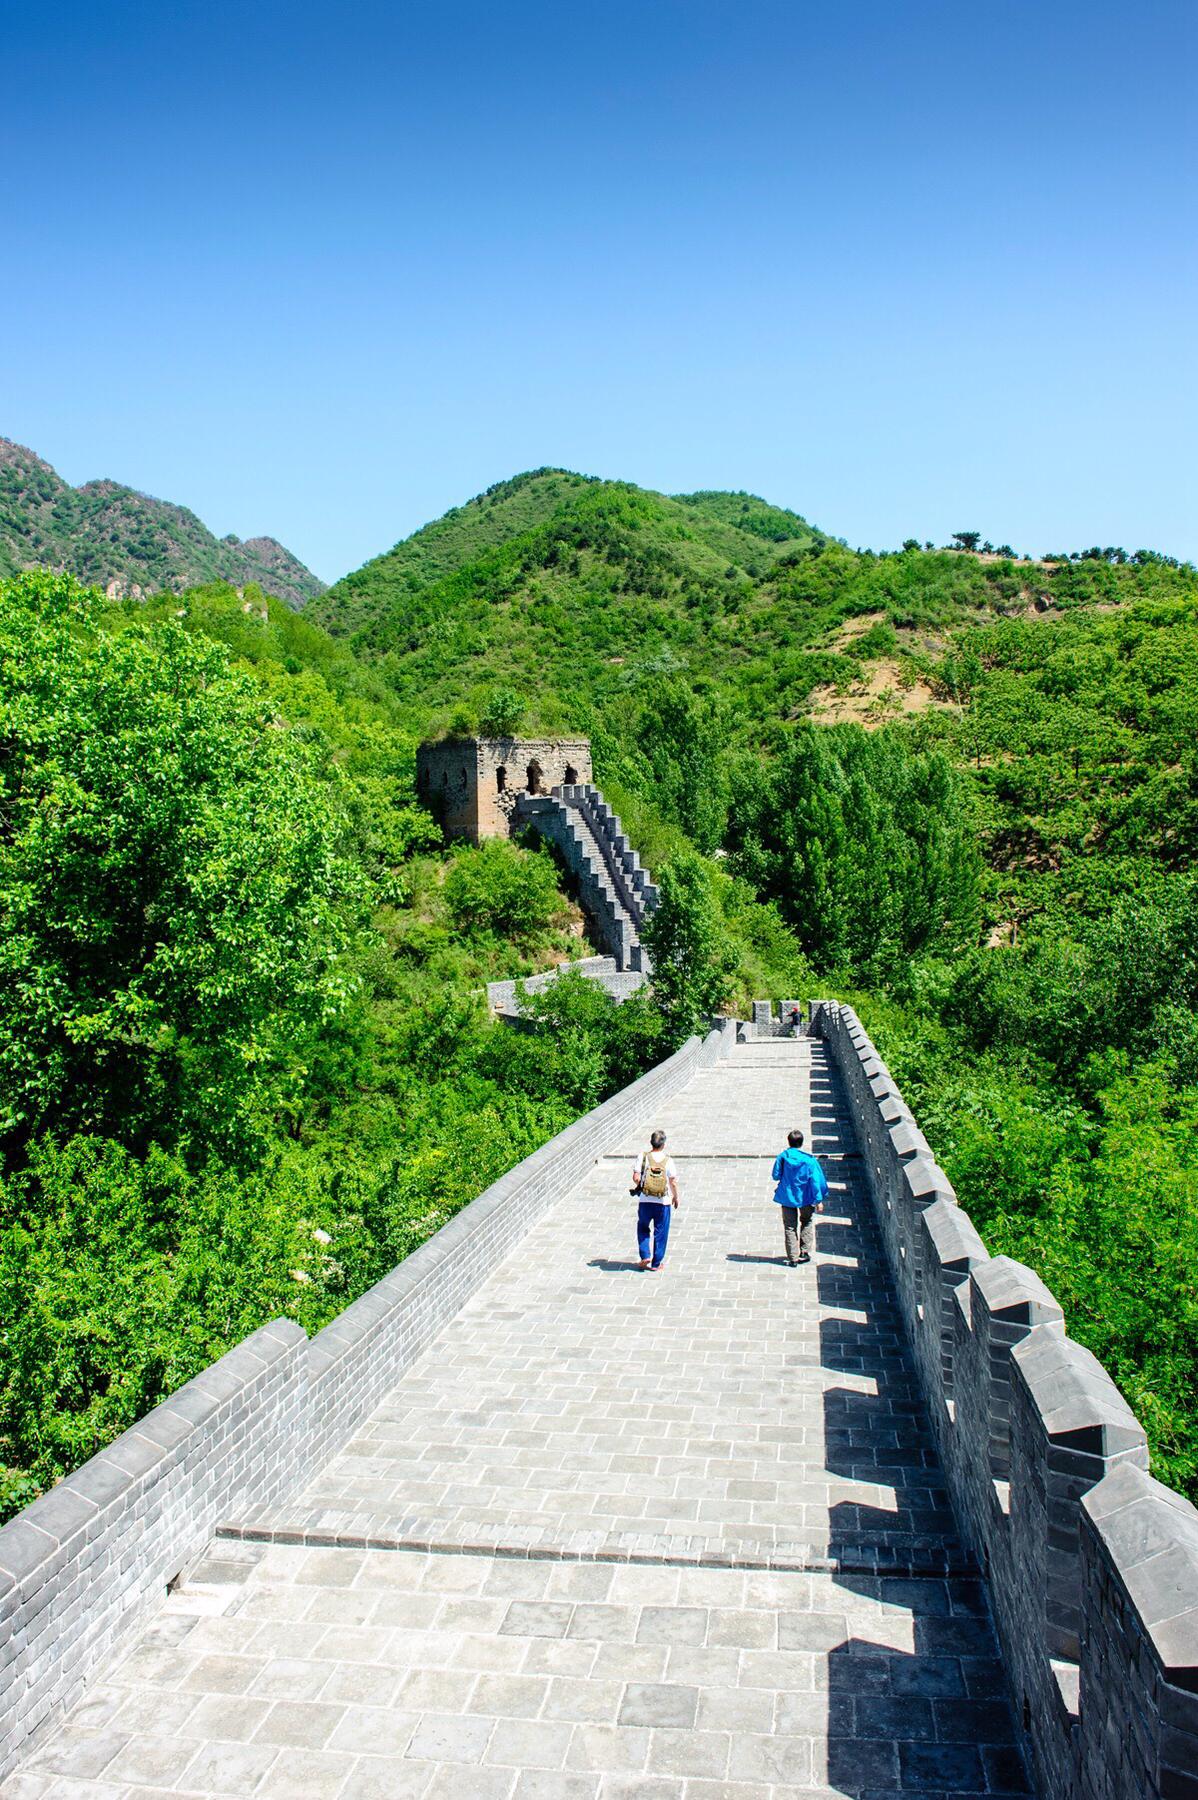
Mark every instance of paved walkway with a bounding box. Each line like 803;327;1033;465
4;1041;1029;1800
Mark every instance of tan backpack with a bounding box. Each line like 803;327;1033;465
640;1152;669;1199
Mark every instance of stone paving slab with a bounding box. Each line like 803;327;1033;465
233;1042;958;1572
9;1543;1028;1799
2;1041;1029;1799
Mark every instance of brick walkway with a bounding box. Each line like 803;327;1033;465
4;1041;1030;1800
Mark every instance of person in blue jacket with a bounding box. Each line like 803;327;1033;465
771;1128;828;1265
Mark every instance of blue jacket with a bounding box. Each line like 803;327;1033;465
771;1147;828;1210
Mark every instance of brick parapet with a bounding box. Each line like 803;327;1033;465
1078;1462;1198;1800
0;1319;306;1781
0;1022;736;1781
813;997;1198;1800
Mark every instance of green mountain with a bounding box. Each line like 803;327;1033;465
310;468;825;653
311;474;1198;1497
5;460;1198;1515
0;437;324;608
309;464;1183;755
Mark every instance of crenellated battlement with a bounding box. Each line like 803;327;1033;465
811;996;1198;1800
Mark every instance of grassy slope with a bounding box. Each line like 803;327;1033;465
311;466;1188;766
312;469;599;636
310;470;824;668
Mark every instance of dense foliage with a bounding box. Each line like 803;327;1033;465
312;480;1198;1497
0;572;680;1516
4;465;1198;1517
727;726;980;979
1;575;355;1161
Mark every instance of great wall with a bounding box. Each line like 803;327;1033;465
1;766;1195;1799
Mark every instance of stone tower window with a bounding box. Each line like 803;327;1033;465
496;765;507;792
526;759;543;794
564;764;579;786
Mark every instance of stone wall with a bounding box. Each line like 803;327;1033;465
0;1321;307;1783
518;791;650;970
743;999;805;1039
485;956;647;1021
812;998;1198;1800
415;736;481;841
0;1019;736;1783
558;785;659;942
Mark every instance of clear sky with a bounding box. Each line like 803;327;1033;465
3;0;1194;582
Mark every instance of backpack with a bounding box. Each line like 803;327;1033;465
641;1152;669;1199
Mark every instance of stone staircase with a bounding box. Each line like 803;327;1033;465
515;782;658;975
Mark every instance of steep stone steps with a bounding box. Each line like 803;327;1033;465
516;784;656;975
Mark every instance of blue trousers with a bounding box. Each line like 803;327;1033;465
637;1200;672;1267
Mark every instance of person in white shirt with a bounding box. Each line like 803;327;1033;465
631;1129;679;1270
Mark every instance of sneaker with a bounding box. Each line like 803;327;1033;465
798;1252;811;1264
638;1259;651;1271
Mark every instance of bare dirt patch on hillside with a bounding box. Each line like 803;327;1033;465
827;610;888;647
808;659;953;729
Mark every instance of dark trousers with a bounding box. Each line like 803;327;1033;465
782;1205;815;1262
637;1200;672;1267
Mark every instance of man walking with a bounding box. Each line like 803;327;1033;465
632;1129;679;1271
771;1127;827;1265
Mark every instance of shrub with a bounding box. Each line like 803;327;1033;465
442;840;564;941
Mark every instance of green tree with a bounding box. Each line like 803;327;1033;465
442;840;563;941
479;688;524;737
0;572;359;1161
642;851;736;1043
636;682;731;854
727;725;980;978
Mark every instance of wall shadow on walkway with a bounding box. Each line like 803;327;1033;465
810;1123;1031;1796
822;1626;1031;1797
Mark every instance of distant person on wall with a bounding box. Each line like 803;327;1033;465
788;1006;802;1037
631;1130;679;1271
771;1127;827;1266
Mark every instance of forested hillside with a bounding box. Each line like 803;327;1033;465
0;438;323;607
3;465;1197;1516
0;568;805;1518
314;475;1198;1496
311;469;825;681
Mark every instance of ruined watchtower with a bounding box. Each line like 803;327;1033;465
416;736;593;843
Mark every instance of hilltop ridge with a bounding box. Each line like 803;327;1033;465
309;468;825;644
0;437;324;608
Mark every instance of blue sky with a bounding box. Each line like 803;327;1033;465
3;0;1194;581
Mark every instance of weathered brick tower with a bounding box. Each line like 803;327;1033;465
416;735;593;843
